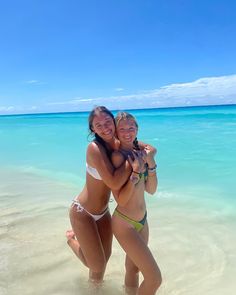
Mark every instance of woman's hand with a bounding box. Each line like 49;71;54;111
128;151;145;173
144;146;156;168
144;145;157;157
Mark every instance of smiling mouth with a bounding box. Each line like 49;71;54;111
103;131;112;136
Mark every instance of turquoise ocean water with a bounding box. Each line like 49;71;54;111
1;105;236;295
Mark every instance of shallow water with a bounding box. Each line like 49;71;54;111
1;105;236;294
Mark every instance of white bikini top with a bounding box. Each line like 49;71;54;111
86;163;102;180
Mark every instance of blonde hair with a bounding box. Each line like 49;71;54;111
115;111;138;128
115;111;140;150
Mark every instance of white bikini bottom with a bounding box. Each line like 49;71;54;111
71;200;109;222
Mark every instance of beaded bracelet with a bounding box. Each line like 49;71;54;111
148;164;157;172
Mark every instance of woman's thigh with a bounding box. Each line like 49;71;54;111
96;210;113;262
113;219;158;276
139;221;149;245
69;207;106;270
125;222;149;271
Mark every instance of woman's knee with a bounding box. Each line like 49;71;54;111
125;260;139;274
145;267;162;291
89;257;107;274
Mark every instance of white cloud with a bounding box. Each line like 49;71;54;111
0;106;15;111
60;74;236;110
1;74;236;115
114;88;124;92
24;80;45;85
30;106;38;110
25;80;39;84
46;98;95;106
155;75;236;99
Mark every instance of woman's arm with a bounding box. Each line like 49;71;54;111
144;150;158;195
145;170;158;195
112;177;137;207
87;142;132;190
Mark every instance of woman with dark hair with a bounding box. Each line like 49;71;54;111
66;106;131;283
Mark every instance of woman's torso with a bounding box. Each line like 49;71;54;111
116;149;147;220
74;140;114;214
75;176;111;214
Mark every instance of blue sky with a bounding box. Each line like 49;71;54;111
0;0;236;114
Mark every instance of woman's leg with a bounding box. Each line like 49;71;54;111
68;206;107;282
90;210;113;281
66;229;87;266
124;222;149;293
124;255;139;295
113;218;162;295
96;210;113;263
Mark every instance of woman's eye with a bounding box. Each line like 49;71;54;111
105;120;112;125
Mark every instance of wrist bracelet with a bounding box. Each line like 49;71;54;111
148;164;157;172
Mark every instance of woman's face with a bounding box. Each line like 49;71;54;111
92;112;115;141
116;119;137;146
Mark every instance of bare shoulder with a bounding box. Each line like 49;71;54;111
111;151;125;168
86;141;105;163
87;141;100;154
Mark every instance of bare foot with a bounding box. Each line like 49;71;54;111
66;229;76;241
66;230;87;267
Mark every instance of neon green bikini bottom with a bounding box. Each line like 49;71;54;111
113;209;147;232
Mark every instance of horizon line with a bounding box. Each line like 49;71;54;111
0;103;236;117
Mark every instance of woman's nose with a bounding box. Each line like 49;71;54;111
102;123;110;131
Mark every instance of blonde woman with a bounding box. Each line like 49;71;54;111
111;112;162;295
